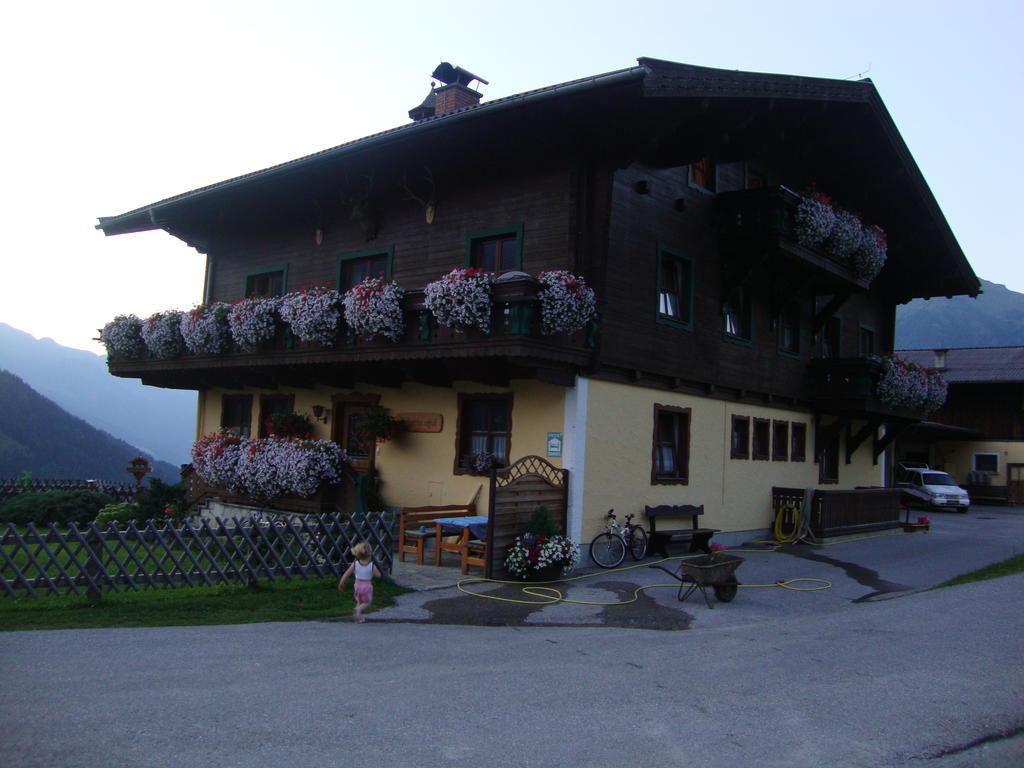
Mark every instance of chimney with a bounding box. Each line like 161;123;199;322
408;62;488;121
933;349;947;369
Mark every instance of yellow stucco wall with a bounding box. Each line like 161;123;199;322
931;440;1024;486
575;379;885;541
197;380;566;511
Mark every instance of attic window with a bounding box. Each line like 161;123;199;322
689;157;716;193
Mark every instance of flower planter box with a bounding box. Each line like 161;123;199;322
901;522;930;533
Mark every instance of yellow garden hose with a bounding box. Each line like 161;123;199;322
455;553;831;606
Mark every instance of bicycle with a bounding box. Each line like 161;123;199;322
589;509;648;568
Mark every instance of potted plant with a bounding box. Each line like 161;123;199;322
180;302;232;355
279;285;343;346
536;270;597;335
99;314;146;358
342;277;406;341
503;506;579;581
424;267;495;333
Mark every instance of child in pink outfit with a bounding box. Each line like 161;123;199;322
338;541;381;623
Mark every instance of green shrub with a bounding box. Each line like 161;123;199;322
526;506;558;537
94;502;142;526
0;490;116;528
133;479;189;523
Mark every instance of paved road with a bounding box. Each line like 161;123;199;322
2;507;1023;768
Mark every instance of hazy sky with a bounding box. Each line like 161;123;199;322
3;0;1021;353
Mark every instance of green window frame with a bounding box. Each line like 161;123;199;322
244;265;288;297
821;315;841;359
723;284;753;344
777;301;801;358
465;224;523;273
336;247;394;292
656;244;694;330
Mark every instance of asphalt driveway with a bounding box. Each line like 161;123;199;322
379;505;1024;630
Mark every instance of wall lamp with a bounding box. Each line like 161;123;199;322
311;405;331;424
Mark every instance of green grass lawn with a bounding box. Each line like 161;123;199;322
0;576;411;632
937;552;1024;589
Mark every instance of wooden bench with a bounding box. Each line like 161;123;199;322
397;504;476;564
644;504;720;557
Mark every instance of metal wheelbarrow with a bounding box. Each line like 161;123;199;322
649;553;743;608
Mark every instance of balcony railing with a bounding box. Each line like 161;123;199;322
105;274;596;387
715;186;878;290
807;357;935;420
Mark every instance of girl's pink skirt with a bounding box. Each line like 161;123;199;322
354;579;373;604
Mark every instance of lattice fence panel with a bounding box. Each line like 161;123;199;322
0;511;394;599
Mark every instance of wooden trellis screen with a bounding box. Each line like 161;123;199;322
486;455;569;578
0;511;394;600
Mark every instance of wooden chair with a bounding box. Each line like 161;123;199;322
460;536;487;574
397;504;476;564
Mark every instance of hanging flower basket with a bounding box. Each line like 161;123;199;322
141;310;186;358
873;354;947;414
424;267;495;333
228;296;279;352
180;302;232;355
794;188;887;282
191;430;348;501
536;270;597;335
342;277;406;341
279;286;343;346
794;192;836;249
99;314;146;358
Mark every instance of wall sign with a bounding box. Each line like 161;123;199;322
547;432;563;458
397;412;443;433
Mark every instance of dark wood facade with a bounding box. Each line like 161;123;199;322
98;58;980;447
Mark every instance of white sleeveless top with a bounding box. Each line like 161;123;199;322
354;559;374;580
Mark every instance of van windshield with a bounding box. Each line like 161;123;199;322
923;472;957;486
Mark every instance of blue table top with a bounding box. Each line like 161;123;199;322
433;516;488;540
432;516;488;527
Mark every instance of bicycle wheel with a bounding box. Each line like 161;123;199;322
589;532;626;568
627;525;648;560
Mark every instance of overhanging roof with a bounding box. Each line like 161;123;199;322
96;57;979;300
898;347;1024;384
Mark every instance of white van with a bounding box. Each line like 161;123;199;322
898;468;970;512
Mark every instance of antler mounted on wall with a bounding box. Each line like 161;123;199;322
399;166;437;224
343;171;378;241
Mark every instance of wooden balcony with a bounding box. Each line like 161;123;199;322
107;275;596;390
807;357;929;421
714;186;869;293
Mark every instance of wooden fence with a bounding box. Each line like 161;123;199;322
771;486;901;538
486;455;569;578
0;511;394;600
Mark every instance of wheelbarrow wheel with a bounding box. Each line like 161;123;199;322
713;576;739;603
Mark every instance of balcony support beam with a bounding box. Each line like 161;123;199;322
874;420;916;462
846;418;882;464
813;289;853;334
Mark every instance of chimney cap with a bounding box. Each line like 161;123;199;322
431;62;488;88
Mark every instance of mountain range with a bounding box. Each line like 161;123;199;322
0;323;195;465
895;279;1024;349
0;369;180;483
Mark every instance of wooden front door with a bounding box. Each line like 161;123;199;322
333;403;372;473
